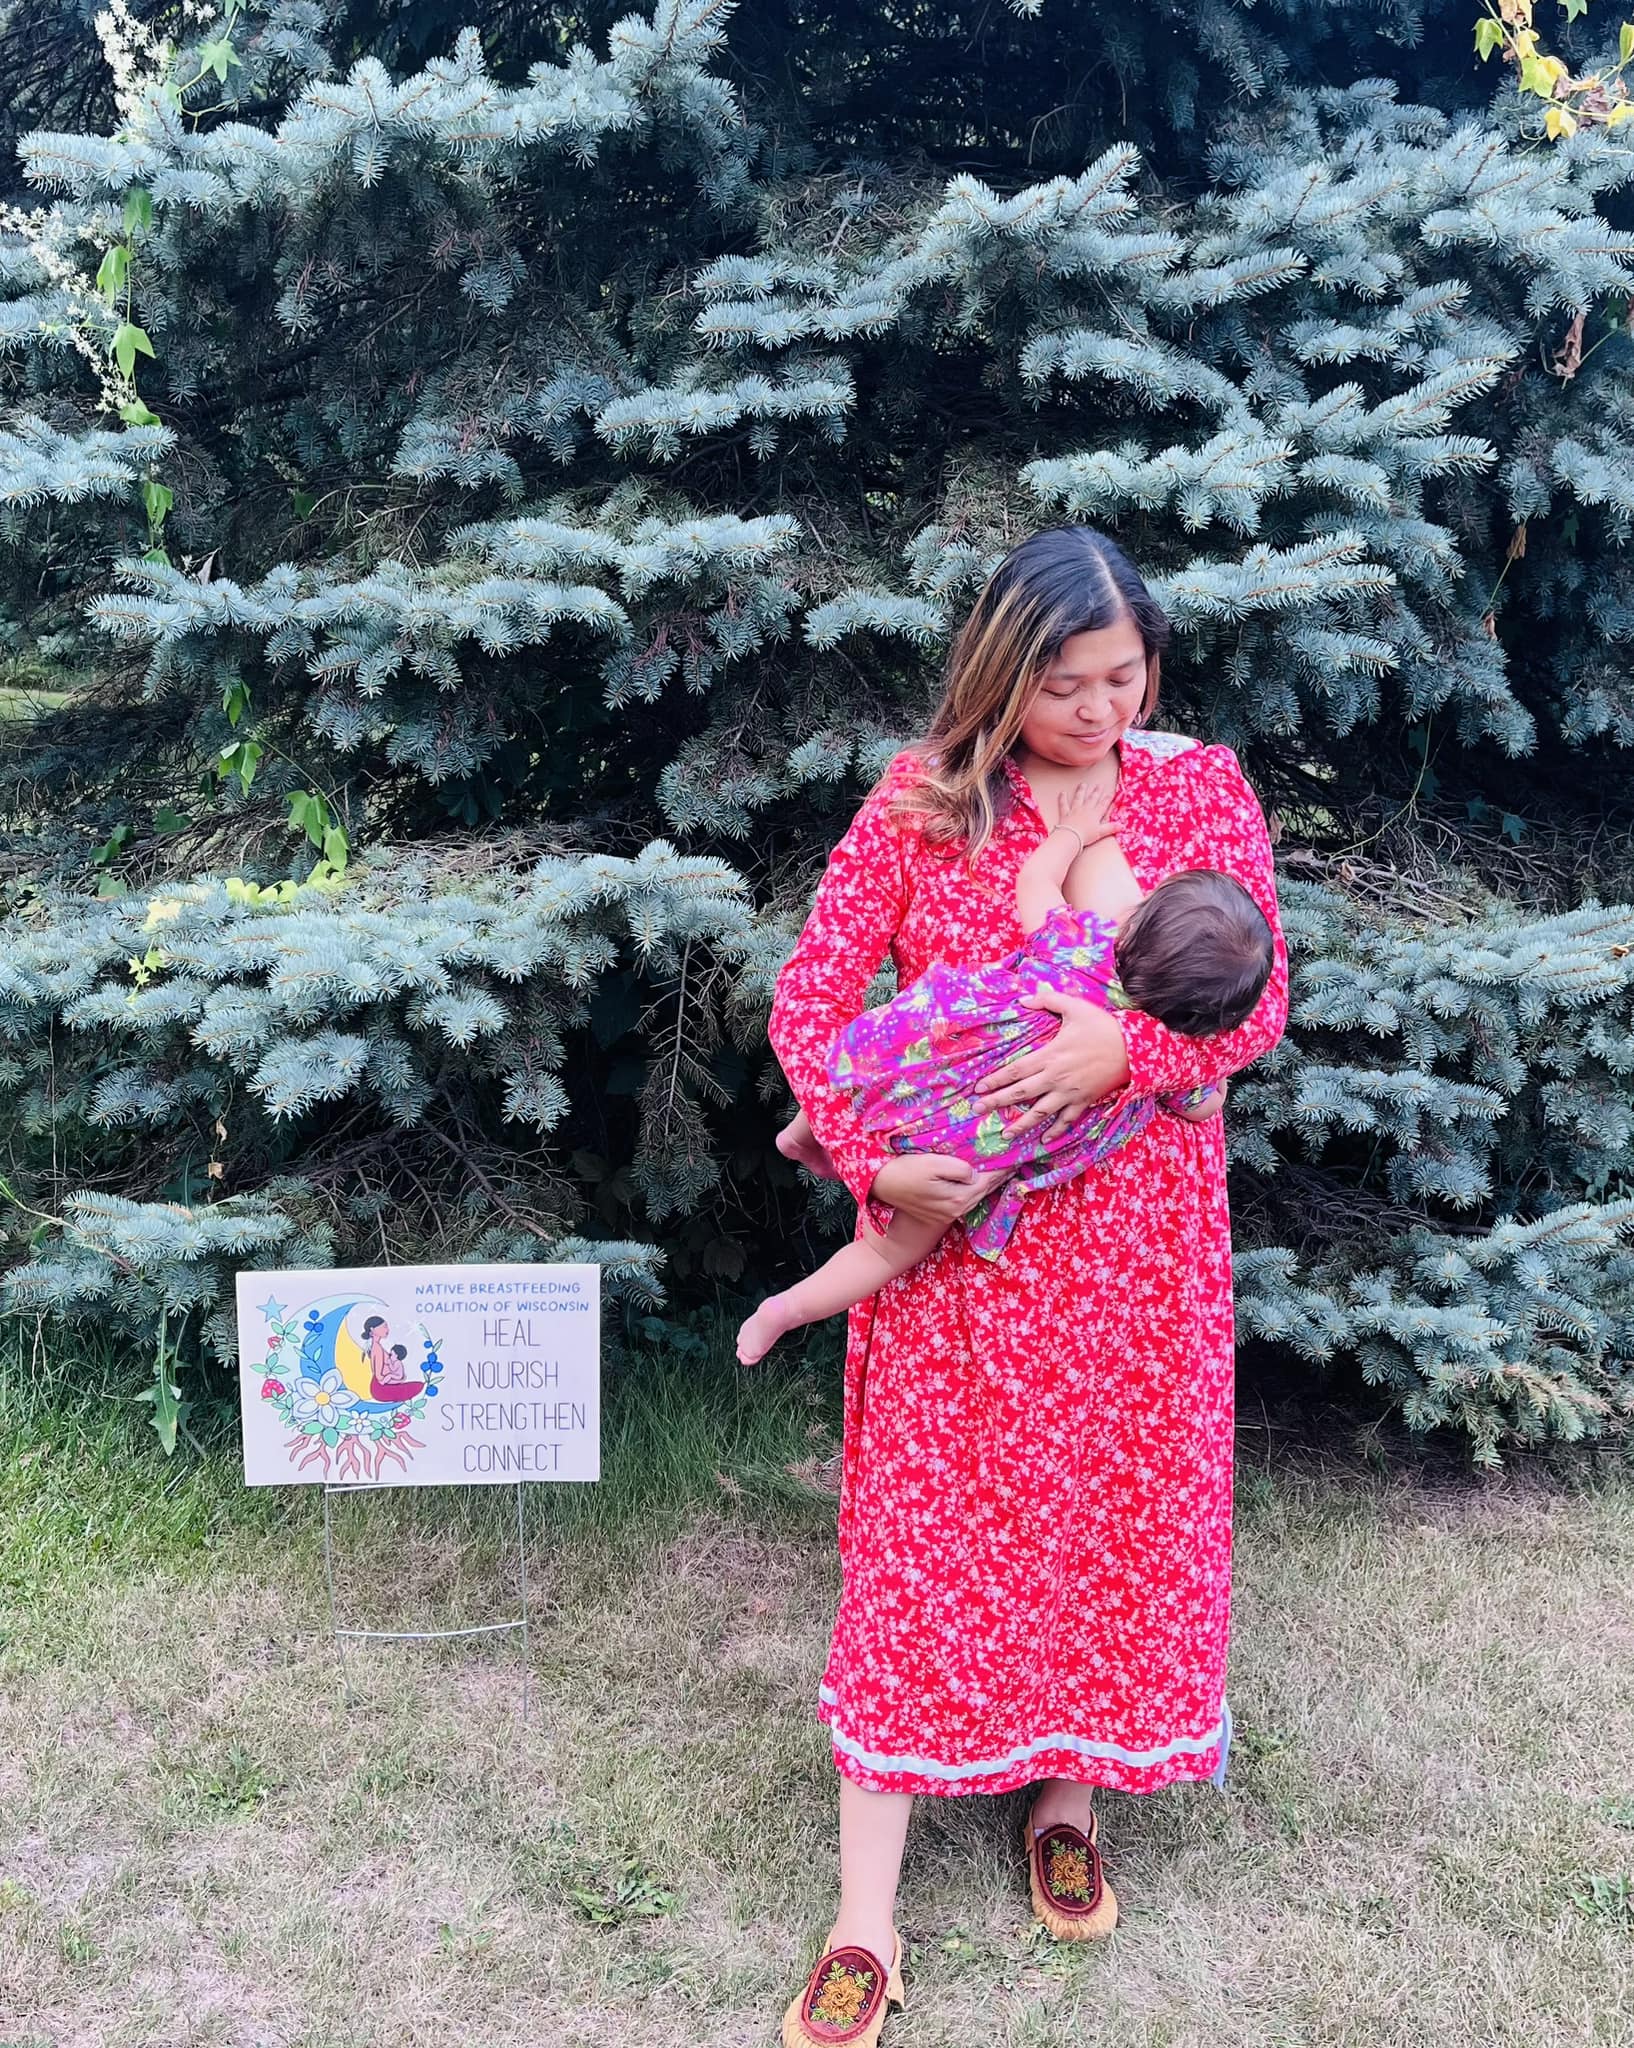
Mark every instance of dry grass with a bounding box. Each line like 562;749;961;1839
3;1376;1634;2047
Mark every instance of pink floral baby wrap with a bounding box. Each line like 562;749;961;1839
827;903;1203;1260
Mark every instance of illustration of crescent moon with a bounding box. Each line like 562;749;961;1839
332;1310;377;1403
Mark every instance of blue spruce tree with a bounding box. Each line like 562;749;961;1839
1;0;1633;1460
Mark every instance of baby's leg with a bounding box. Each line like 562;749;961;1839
776;1105;839;1179
736;1209;949;1365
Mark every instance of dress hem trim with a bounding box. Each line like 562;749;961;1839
818;1683;1232;1786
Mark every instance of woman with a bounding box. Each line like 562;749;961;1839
766;526;1289;2047
360;1315;425;1404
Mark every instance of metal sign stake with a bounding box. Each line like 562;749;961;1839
320;1477;532;1724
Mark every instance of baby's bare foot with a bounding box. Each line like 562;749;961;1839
776;1123;839;1179
736;1292;799;1366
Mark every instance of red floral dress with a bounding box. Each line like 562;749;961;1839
767;734;1289;1798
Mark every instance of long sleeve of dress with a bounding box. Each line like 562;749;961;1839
1118;744;1290;1097
768;760;916;1237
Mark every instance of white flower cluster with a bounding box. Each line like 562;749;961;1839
92;0;173;128
0;3;221;414
0;202;127;412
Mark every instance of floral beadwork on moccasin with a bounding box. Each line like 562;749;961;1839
1044;1833;1096;1904
809;1957;876;2027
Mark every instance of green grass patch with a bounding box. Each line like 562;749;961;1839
5;1317;1634;2045
0;1308;844;1653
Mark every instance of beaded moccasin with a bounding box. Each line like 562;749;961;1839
1024;1802;1119;1939
781;1926;906;2047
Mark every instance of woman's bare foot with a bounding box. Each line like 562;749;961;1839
821;1911;898;1974
776;1119;839;1179
1026;1777;1096;1840
736;1290;800;1366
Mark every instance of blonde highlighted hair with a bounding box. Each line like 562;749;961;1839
876;526;1171;868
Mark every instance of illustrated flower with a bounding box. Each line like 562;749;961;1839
391;1412;410;1431
293;1371;358;1423
261;1378;285;1398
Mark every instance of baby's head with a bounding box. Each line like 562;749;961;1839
1114;870;1273;1036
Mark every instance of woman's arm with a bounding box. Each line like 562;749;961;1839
767;758;916;1236
1117;745;1290;1096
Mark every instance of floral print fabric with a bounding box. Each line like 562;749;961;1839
766;736;1289;1798
827;902;1214;1261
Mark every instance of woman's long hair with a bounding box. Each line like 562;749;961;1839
881;527;1171;868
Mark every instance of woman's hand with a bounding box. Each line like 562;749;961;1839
974;990;1132;1141
869;1152;1010;1228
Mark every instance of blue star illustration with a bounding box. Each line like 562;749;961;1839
258;1294;288;1322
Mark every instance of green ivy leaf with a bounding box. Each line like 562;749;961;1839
92;822;134;867
322;825;350;870
1622;20;1634;60
1501;812;1527;843
96;244;129;298
1563;0;1589;20
141;478;173;529
113;322;155;378
1519;53;1554;96
123;187;153;235
287;791;317;841
1475;17;1504;57
198;36;242;81
219;739;263;794
119;398;161;427
153;805;190;834
290;488;316;518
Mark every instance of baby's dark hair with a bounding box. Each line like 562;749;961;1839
391;1343;408;1362
1114;870;1273;1036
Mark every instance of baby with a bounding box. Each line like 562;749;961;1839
736;775;1273;1367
